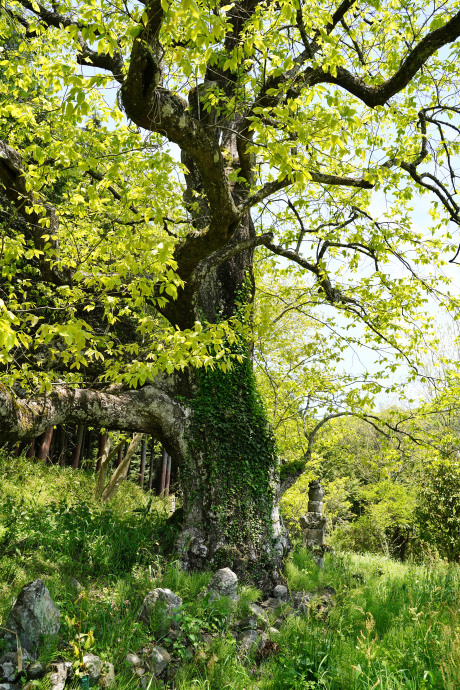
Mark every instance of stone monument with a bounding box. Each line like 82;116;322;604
299;480;327;567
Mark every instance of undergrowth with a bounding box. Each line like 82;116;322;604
1;453;459;688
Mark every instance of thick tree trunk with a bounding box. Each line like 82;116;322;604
172;361;289;587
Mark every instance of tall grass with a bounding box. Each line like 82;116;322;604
1;453;460;688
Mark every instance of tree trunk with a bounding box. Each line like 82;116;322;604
37;427;53;462
101;434;143;502
148;438;155;491
165;454;171;497
71;425;85;469
26;438;35;459
85;429;94;465
139;435;146;489
117;443;123;468
171;357;288;587
58;426;67;467
96;431;108;473
159;447;167;495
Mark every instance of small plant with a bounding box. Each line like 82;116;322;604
164;610;203;660
65;591;95;678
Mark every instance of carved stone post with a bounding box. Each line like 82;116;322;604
299;480;327;567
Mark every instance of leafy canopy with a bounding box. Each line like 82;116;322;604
1;0;460;400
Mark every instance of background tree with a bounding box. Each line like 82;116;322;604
2;0;460;580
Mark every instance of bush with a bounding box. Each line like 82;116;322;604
416;458;460;561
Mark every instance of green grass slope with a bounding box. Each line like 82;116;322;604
1;454;459;689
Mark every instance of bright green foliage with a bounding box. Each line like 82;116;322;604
1;0;459;401
0;5;249;392
416;458;460;560
332;480;416;557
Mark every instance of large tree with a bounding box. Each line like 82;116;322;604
1;0;460;582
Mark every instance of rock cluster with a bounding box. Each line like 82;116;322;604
0;579;115;690
0;568;336;689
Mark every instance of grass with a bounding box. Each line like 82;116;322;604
1;453;460;688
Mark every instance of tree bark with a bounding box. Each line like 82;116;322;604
159;446;168;496
71;425;85;470
148;438;155;491
101;434;143;502
96;431;108;473
58;426;67;467
36;427;53;463
26;439;35;460
139;435;146;489
165;454;171;497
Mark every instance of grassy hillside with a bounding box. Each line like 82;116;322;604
0;453;459;689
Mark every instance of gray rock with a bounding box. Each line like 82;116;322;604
238;630;259;655
263;597;283;610
247;603;267;626
273;585;289;601
207;568;238;600
98;662;115;688
3;579;60;658
248;603;265;617
139;589;182;629
125;653;143;670
273;533;290;557
69;578;83;595
292;591;311;613
235;616;258;630
0;684;16;690
49;662;71;690
268;626;280;635
0;654;17;683
83;654;102;683
149;647;170;677
26;661;44;680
